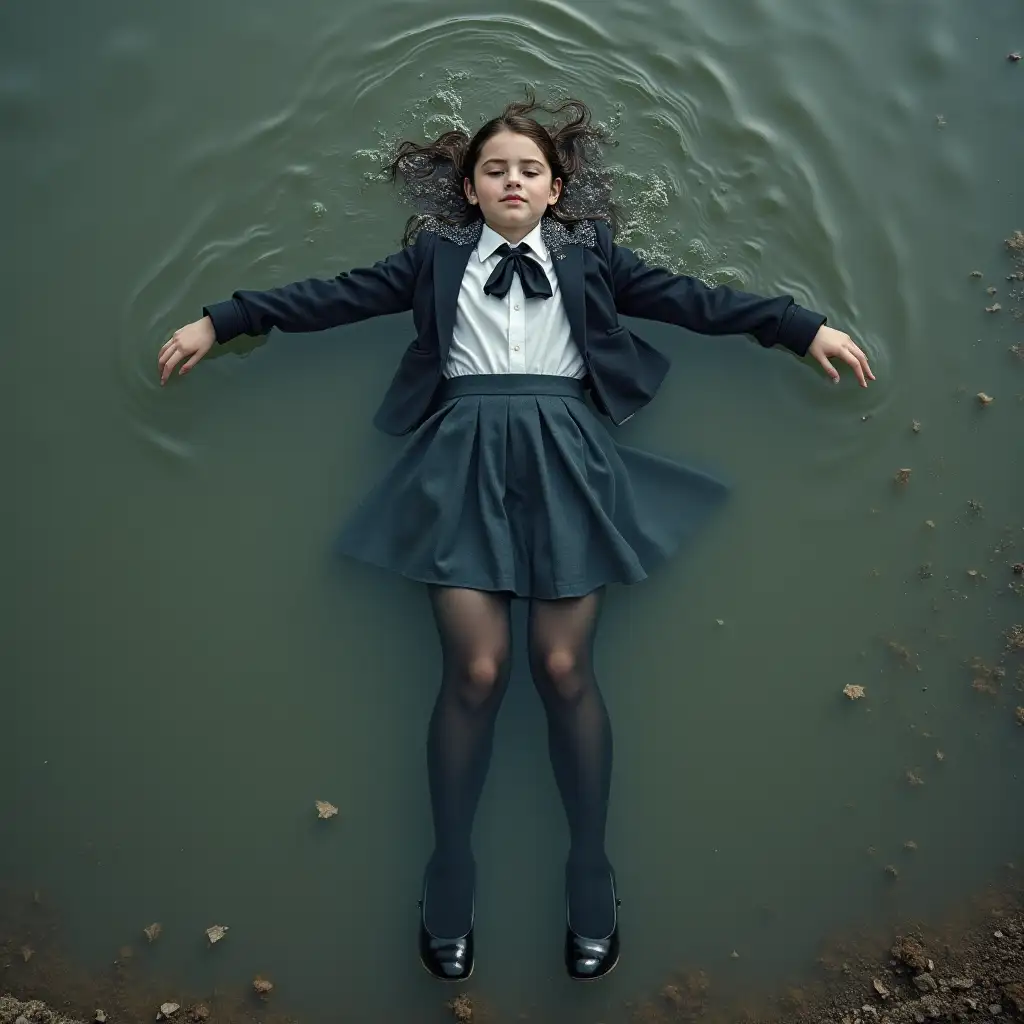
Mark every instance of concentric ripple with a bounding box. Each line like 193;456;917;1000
119;0;939;478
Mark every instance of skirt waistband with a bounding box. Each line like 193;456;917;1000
438;373;587;401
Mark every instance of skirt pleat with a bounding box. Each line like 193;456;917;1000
336;374;728;598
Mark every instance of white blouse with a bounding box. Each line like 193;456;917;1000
443;221;585;379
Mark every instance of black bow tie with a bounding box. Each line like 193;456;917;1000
482;242;553;301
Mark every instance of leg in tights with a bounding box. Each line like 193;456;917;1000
528;589;616;938
424;585;512;937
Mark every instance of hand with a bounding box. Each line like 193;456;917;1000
807;325;875;387
158;316;216;386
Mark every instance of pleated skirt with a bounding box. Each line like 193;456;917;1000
336;374;728;599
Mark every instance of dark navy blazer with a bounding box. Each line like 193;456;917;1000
203;217;826;436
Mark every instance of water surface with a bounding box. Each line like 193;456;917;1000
3;0;1023;1019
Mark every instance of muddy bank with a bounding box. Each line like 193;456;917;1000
628;876;1024;1024
0;885;301;1024
2;874;1023;1023
0;997;81;1024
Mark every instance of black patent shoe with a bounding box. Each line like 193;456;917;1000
565;867;620;981
418;865;475;982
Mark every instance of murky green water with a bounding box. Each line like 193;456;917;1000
3;0;1023;1019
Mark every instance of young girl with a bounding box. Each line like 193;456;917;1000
158;92;873;983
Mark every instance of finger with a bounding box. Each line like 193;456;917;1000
158;342;180;369
160;348;184;386
816;355;840;382
178;351;203;376
841;347;867;387
159;333;182;357
848;342;876;380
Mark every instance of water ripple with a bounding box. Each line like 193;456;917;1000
118;0;925;475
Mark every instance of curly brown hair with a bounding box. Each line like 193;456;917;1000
387;87;619;245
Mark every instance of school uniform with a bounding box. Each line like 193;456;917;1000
203;215;825;599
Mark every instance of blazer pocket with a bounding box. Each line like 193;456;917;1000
374;343;441;435
396;343;438;376
588;324;669;406
589;325;639;368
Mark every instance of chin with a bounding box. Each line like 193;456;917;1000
491;206;537;226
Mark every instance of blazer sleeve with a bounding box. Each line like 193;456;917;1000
598;221;826;357
202;233;426;344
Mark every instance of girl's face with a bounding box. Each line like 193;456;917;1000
464;130;562;241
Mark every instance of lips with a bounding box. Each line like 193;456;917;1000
501;196;525;203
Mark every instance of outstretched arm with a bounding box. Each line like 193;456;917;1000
158;235;426;385
602;223;874;385
203;238;423;341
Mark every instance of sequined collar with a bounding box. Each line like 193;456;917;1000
414;215;597;252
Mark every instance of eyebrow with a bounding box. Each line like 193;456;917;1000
481;157;545;167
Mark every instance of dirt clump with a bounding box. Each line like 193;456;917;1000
447;993;474;1022
892;934;931;971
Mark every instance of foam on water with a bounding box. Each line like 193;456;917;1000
352;71;721;281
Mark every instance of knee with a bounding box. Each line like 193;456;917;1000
456;653;508;708
534;647;585;702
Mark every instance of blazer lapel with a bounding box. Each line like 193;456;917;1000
552;243;587;352
433;238;474;359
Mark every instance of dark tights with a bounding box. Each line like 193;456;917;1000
424;586;614;938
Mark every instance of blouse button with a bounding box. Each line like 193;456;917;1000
513;304;520;310
513;345;521;352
